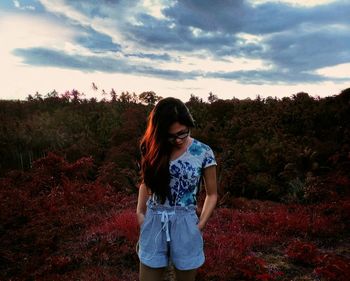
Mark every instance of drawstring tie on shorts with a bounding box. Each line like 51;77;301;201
157;210;175;242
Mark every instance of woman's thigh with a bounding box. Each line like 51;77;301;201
139;262;167;281
174;267;197;281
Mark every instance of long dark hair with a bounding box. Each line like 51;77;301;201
140;97;195;203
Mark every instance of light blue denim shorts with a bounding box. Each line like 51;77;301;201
137;198;204;270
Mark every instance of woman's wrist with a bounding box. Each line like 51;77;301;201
136;212;145;227
197;220;206;232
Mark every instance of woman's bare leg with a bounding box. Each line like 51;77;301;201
174;267;197;281
139;262;166;281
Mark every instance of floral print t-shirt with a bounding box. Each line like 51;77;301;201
150;138;217;207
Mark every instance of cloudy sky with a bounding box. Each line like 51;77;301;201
1;0;349;101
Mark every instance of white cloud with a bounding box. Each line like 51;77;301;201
237;33;264;44
0;13;77;99
38;0;91;26
316;63;350;78
0;13;75;52
13;0;20;8
2;62;345;102
141;0;168;19
37;0;131;51
157;54;270;73
1;0;349;102
250;0;338;7
13;0;35;10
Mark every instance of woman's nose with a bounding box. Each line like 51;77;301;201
175;138;183;145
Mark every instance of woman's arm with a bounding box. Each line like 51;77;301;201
136;182;150;227
198;165;218;231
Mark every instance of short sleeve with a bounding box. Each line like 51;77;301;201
202;147;217;169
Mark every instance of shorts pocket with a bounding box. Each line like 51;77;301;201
190;213;202;235
180;214;203;256
140;210;150;234
139;212;154;253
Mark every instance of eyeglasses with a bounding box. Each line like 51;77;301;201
167;128;190;142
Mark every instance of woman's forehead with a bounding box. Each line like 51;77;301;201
168;122;187;133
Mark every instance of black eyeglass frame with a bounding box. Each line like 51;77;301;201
167;128;190;142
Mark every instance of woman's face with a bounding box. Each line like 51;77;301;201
167;122;190;148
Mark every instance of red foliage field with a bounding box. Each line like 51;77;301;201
0;153;349;281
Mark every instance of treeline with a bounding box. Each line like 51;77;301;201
1;88;349;202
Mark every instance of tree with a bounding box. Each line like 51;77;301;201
92;82;98;91
44;90;59;99
208;92;218;103
110;88;118;102
119;91;132;103
34;92;43;101
26;94;34;102
139;91;161;106
71;89;85;103
188;94;203;104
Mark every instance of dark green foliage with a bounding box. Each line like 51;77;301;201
0;89;349;202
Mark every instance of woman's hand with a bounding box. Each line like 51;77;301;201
197;221;205;233
136;183;149;228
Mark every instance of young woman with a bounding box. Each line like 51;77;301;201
136;97;218;281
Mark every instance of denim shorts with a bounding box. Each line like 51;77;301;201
137;198;204;270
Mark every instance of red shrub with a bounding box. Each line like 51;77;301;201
285;240;319;266
197;208;283;280
236;255;280;281
28;152;95;196
63;156;95;181
314;254;350;281
45;255;73;272
1;155;348;281
86;209;139;243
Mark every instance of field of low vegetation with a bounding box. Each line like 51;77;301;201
1;89;349;280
